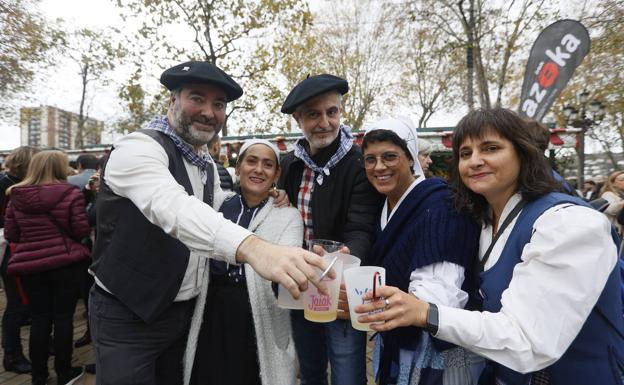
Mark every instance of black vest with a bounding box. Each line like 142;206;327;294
91;129;214;323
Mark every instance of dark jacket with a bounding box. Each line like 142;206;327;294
4;182;91;275
215;161;233;191
278;135;382;262
0;173;20;228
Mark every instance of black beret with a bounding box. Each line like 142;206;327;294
160;61;243;102
281;74;349;114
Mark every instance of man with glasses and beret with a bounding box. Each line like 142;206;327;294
89;61;331;385
279;74;382;385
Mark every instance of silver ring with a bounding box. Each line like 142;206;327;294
384;299;390;308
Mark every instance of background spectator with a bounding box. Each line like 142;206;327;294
4;150;90;385
0;146;40;374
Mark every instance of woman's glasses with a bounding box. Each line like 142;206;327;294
363;152;400;170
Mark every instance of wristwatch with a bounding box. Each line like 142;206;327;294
425;303;439;335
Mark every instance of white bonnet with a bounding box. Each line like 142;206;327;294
238;139;281;163
364;116;425;177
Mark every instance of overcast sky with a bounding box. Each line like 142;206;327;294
2;0;518;151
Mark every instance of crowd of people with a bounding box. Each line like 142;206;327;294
0;60;622;385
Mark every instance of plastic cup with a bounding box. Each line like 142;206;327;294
338;254;361;278
308;239;345;255
277;284;304;309
344;266;386;331
277;241;349;310
303;255;343;323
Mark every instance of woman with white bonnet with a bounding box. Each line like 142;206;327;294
185;139;301;385
360;116;481;385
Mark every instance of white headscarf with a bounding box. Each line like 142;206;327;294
364;116;425;180
238;139;281;164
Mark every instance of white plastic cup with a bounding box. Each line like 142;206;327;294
344;266;386;331
308;239;345;255
277;284;304;309
303;255;344;323
338;254;361;278
277;241;348;310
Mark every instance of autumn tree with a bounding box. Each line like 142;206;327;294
274;0;403;131
0;0;62;116
553;0;624;170
406;0;555;110
114;0;312;135
64;28;127;148
396;20;464;127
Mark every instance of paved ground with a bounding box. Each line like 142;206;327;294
0;293;376;385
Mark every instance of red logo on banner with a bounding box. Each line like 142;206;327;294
538;62;559;88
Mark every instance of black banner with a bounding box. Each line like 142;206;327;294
518;19;590;122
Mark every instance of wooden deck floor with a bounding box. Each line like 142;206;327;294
0;294;95;385
0;292;375;385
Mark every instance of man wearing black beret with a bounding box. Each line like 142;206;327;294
89;61;331;385
279;74;382;385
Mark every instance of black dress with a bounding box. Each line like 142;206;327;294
190;195;266;385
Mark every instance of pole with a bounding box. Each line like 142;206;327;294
577;127;585;189
576;104;588;188
466;0;474;110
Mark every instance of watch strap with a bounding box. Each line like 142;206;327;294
426;302;439;335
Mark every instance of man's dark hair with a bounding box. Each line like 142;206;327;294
76;154;99;170
361;129;414;162
450;108;561;223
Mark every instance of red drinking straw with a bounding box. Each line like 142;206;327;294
372;271;382;299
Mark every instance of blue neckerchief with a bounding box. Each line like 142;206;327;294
147;116;213;181
293;124;353;185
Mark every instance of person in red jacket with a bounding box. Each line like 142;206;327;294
4;150;90;385
0;145;40;375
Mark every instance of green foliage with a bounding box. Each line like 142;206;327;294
0;0;63;116
116;66;169;133
114;0;312;135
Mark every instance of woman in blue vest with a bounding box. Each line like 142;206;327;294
355;108;624;385
361;116;481;385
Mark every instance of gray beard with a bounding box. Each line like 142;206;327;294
177;121;216;147
171;107;220;147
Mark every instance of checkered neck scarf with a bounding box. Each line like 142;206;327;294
293;124;353;185
147;116;213;180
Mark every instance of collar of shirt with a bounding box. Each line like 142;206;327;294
480;193;523;270
147;116;213;181
380;177;424;230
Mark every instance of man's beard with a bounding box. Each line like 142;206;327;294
171;104;222;147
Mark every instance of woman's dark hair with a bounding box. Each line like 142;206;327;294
361;129;413;162
450;108;561;222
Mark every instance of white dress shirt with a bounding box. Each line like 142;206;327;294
381;178;468;307
96;131;252;300
436;193;617;373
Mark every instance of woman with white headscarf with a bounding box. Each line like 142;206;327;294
360;117;481;385
185;139;300;385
